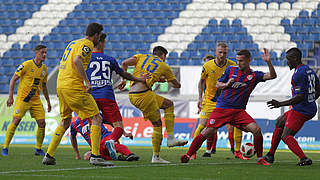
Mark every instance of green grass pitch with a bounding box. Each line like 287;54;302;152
0;144;319;180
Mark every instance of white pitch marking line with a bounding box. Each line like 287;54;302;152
1;160;319;174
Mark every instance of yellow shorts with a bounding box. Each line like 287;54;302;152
129;90;162;122
57;88;99;120
13;98;45;120
199;104;216;120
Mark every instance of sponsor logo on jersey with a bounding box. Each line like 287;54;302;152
82;45;91;57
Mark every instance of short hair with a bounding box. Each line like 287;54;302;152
153;46;168;57
34;44;46;51
203;54;214;62
86;22;103;37
286;47;302;61
94;33;107;47
237;49;251;59
216;42;228;49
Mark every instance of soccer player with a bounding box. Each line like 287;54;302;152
193;44;246;160
263;48;320;166
86;33;149;146
2;45;51;156
42;23;112;166
119;46;187;163
70;117;139;161
181;48;276;165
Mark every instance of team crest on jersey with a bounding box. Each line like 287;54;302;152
247;75;253;80
82;45;91;57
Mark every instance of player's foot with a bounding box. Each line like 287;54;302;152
297;157;312;166
180;154;190;163
211;149;216;154
105;140;117;160
167;136;188;147
42;153;56;165
257;158;271;165
117;155;127;161
234;151;249;160
263;152;274;163
127;153;139;161
190;153;196;160
1;148;8;156
152;155;170;163
202;152;211;157
35;148;46;156
89;155;114;166
231;148;235;155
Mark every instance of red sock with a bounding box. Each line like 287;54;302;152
187;134;206;156
211;131;217;150
269;126;283;155
228;130;234;150
111;127;124;141
254;135;263;158
283;135;305;159
206;134;214;151
115;144;131;156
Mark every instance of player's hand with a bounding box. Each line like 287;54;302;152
85;83;92;93
76;153;81;160
124;131;133;140
140;72;152;80
267;99;281;109
262;48;271;63
6;96;14;107
117;80;127;90
226;78;234;87
47;103;52;112
197;99;202;114
158;75;167;82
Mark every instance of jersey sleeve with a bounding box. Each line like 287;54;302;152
70;124;77;137
162;63;176;81
200;64;208;80
15;62;27;77
43;65;48;83
293;71;308;94
218;66;230;83
75;40;93;60
112;58;124;75
254;71;266;83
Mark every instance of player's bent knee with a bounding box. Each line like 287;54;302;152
12;117;22;125
36;119;46;128
201;127;215;138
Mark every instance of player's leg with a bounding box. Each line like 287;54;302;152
195;105;212;158
203;130;216;157
2;100;28;156
115;143;139;161
281;110;312;166
233;127;249;160
31;100;46;156
158;95;187;147
263;114;286;163
226;124;235;154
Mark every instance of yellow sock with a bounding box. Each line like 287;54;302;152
234;127;243;151
35;127;45;149
164;106;174;136
193;124;205;139
90;125;101;156
3;123;17;148
152;126;163;156
47;125;66;157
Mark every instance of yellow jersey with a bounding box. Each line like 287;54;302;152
200;59;236;106
15;59;48;102
57;38;94;90
131;54;176;89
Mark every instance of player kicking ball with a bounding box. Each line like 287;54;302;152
181;49;276;165
263;48;320;166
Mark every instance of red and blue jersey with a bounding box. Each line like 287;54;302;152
86;52;124;101
70;117;111;145
291;64;319;118
216;66;265;109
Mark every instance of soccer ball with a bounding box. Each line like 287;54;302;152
240;142;256;158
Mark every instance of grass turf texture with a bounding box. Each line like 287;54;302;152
0;145;319;180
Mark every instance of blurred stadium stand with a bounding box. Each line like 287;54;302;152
0;0;319;94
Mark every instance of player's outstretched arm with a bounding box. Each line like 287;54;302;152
73;55;92;93
42;82;51;112
70;132;81;160
118;56;138;90
216;78;234;90
267;94;305;109
262;48;277;81
7;74;19;107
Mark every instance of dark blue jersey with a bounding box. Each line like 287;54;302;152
70;117;111;145
291;64;319;117
86;52;124;101
216;66;265;109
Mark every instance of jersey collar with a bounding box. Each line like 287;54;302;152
33;59;42;68
214;59;227;68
